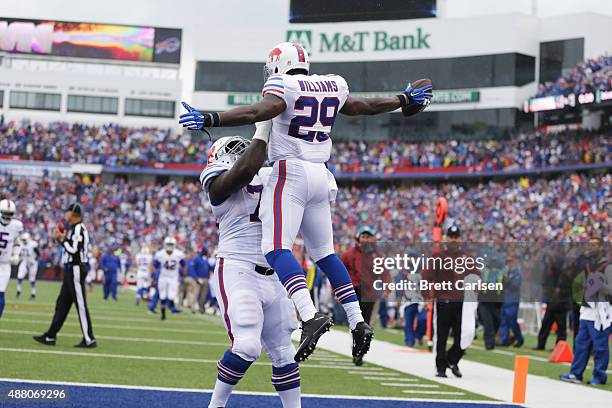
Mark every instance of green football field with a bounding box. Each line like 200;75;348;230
0;280;490;401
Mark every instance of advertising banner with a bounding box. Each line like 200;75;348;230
0;17;181;63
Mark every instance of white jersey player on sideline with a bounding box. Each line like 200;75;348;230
86;250;97;291
153;237;185;320
179;41;432;362
0;199;23;318
200;121;302;408
135;245;153;305
16;232;39;299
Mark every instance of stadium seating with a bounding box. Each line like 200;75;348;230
3;172;609;266
1;120;609;173
535;54;612;97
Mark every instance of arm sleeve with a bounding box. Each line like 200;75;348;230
62;224;82;254
261;75;287;101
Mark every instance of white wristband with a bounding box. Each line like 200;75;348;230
252;120;271;143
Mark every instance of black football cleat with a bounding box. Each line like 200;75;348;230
74;339;97;348
450;364;462;378
161;308;166;321
33;334;56;346
294;312;333;362
351;322;373;365
436;369;448;378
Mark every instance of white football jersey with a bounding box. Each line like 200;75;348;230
262;73;349;163
0;219;24;264
201;163;271;266
154;249;185;280
135;252;153;278
20;238;38;261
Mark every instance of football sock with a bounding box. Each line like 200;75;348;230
266;249;316;321
343;301;365;331
209;350;253;407
272;363;301;408
16;279;22;295
0;292;5;318
30;281;36;296
315;254;363;329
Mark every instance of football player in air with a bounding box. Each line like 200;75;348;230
200;121;302;408
180;42;432;361
135;245;153;305
16;232;39;299
153;237;186;320
0;199;23;318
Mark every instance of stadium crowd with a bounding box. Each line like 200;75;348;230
1;119;610;173
329;130;610;174
2;172;609;266
536;54;612;97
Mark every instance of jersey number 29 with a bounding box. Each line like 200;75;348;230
288;96;339;142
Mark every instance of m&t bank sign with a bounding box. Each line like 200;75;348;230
287;28;431;54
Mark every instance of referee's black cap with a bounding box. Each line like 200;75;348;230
447;225;461;238
66;202;82;215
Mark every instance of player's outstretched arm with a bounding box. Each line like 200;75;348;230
341;79;433;117
207;121;271;203
179;95;285;129
340;96;401;116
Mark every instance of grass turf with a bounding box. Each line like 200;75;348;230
370;322;612;393
0;280;490;401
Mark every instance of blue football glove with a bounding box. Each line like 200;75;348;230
402;82;433;107
179;101;206;130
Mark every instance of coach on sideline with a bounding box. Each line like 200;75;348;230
34;203;97;348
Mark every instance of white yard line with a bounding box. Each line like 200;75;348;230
402;390;466;396
0;347;379;371
0;329;228;347
6;310;217;327
380;383;439;388
2;318;227;335
362;377;416;381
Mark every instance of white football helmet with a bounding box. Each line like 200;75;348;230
21;232;31;242
264;42;310;80
0;199;16;224
206;136;250;166
163;236;177;252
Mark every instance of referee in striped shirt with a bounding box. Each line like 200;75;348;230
34;203;96;348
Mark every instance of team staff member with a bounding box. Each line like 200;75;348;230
34;203;96;348
342;227;378;324
101;246;121;301
424;225;473;378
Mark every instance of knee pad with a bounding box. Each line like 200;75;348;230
267;342;297;368
229;290;262;361
232;335;262;362
265;298;298;367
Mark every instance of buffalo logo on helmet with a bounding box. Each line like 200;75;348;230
268;47;282;63
207;145;217;164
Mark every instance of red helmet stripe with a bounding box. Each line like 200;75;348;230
295;44;305;63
